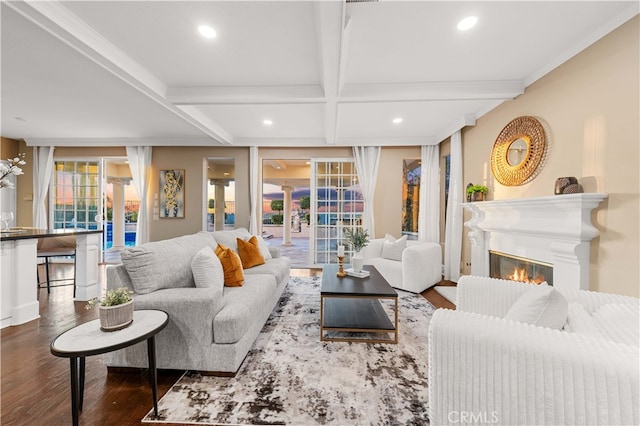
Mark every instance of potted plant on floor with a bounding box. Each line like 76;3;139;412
466;184;488;202
86;287;134;331
343;227;370;273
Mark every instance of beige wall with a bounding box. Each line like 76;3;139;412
2;140;36;228
460;17;639;296
150;146;250;241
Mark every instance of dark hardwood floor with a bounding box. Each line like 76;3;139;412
1;264;455;425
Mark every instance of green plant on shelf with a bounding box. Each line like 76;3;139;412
466;184;488;195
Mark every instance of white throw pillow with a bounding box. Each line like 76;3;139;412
191;246;224;289
382;234;407;261
211;228;251;252
563;302;603;338
504;284;568;330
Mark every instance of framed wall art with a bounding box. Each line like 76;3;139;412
160;169;185;218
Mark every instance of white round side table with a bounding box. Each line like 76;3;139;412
51;310;169;426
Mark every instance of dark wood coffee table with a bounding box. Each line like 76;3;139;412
321;264;398;344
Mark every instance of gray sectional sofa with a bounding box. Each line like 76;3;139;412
102;228;291;374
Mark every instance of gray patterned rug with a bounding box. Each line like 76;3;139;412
143;275;435;425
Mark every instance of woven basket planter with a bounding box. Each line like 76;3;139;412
99;300;134;331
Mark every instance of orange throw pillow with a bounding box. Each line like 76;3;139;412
237;236;266;269
215;244;244;287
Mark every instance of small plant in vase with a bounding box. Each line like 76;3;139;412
466;184;488;202
86;287;134;331
343;227;370;272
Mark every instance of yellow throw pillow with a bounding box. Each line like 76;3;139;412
215;244;245;287
237;236;266;269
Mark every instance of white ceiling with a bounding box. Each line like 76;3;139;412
1;1;637;148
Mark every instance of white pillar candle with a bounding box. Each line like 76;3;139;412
337;245;345;257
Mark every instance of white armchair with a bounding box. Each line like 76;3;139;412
428;275;639;426
360;238;441;293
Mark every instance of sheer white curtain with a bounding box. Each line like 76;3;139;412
353;146;380;236
249;146;259;235
444;131;463;281
126;146;152;245
32;146;54;229
419;145;440;243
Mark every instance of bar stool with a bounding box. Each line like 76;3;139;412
37;236;77;296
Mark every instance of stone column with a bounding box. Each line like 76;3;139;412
281;185;293;246
210;179;229;231
108;178;131;250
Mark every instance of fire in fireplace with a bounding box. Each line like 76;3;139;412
489;251;553;285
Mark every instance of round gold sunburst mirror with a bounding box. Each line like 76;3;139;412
490;116;547;186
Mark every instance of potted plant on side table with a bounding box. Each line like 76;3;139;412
343;227;370;273
86;287;134;331
466;184;488;202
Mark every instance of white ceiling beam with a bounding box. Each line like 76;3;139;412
314;1;345;145
166;85;325;105
336;137;440;146
23;137;226;147
6;0;233;144
174;106;234;144
431;114;477;146
235;138;329;147
338;17;353;95
340;80;525;102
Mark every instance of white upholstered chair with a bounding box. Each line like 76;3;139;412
428;275;639;425
360;236;442;293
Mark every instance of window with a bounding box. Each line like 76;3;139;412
402;159;420;239
52;161;100;230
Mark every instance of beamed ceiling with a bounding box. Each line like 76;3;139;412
1;1;637;148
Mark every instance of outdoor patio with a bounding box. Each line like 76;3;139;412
263;224;311;267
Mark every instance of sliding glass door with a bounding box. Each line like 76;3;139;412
310;159;364;265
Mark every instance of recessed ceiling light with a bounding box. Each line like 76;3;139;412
198;25;217;39
263;119;273;126
457;16;477;31
392;117;403;124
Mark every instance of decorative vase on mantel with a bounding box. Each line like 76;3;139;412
99;300;134;331
554;177;582;195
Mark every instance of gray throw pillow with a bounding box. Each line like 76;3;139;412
121;233;213;294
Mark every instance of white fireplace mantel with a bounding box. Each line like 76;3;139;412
462;193;608;291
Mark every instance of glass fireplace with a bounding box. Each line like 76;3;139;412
489;251;553;285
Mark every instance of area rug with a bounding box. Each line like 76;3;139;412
143;275;436;425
